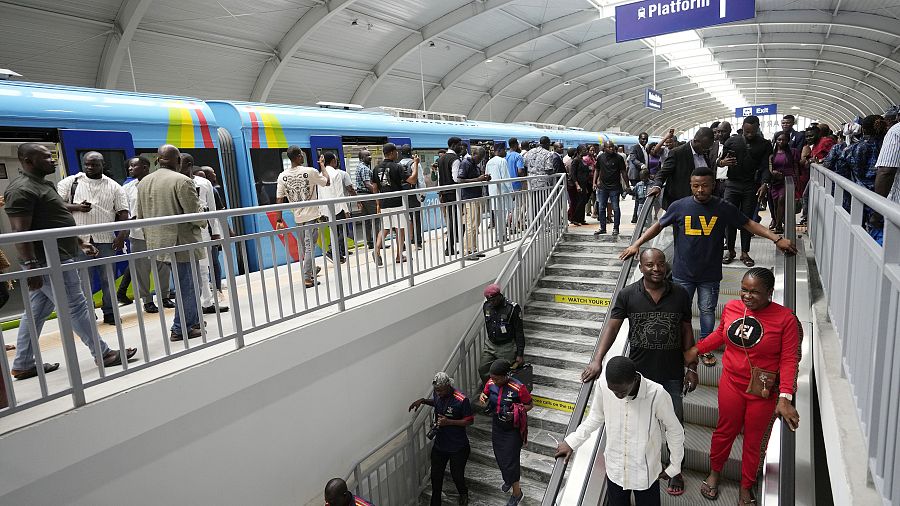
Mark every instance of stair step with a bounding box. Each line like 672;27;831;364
537;275;617;292
531;363;583;390
555;242;624;254
550;251;623;266
470;416;563;459
529;287;614;304
683;422;743;482
518;405;574;435
544;263;621;279
530;382;580;406
683;384;719;428
525;300;608;322
563;233;631;244
525;330;597;355
468;434;557;483
523;314;602;336
526;345;593;371
420;459;545;505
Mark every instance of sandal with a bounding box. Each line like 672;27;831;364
701;352;718;367
4;344;14;351
739;489;757;504
722;252;735;264
740;254;755;267
666;473;685;496
700;480;719;500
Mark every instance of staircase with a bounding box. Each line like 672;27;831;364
422;231;630;505
670;251;777;505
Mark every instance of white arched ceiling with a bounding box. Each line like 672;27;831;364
3;0;898;134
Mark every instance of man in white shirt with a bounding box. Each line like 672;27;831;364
555;356;684;506
57;151;129;325
485;143;513;242
180;154;228;314
121;156;171;314
318;152;356;263
275;145;330;287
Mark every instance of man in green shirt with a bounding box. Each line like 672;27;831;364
4;143;136;379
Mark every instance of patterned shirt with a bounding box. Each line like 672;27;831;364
835;136;882;190
354;161;374;194
524;146;554;188
822;142;847;170
877;123;900;204
275;165;328;224
57;173;128;244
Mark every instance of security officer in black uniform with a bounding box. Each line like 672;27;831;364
478;283;525;383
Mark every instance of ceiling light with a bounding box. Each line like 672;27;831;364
485;59;494;63
791;106;800;110
428;41;435;47
351;19;358;26
563;81;571;86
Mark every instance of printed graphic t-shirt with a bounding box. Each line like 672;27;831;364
275;166;328;224
659;196;750;283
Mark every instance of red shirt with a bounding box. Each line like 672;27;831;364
697;299;801;394
811;137;835;162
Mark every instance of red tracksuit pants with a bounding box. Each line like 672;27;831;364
709;374;778;489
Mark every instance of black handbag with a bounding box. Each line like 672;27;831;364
510;362;533;392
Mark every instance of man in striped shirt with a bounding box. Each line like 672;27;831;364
57;151;130;326
875;106;899;204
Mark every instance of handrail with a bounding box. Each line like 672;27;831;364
341;173;570;504
541;190;661;505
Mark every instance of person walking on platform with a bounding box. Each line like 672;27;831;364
409;371;474;506
486;142;513;242
556;356;685;506
478;284;525;383
121;156;172;314
480;359;532;506
323;478;373;506
580;247;695;495
399;144;424;248
353;149;379;250
720;119;773;268
569;145;592;226
628;132;651;188
138;144;208;342
319;152;357;263
57;151;130;325
593;141;630;236
274;145;330;287
5;143;135;379
684;268;801;505
374;143;416;265
620;168;797;368
458;146;490;260
438;137;463;256
647;128;715;209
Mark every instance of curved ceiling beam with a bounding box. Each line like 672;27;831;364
622;92;849;134
250;0;358;102
472;17;898;124
724;66;895;108
350;0;516;106
96;0;153;89
423;10;598;110
633;100;844;135
569;62;896;131
706;9;900;41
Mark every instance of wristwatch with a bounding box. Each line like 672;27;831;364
779;393;793;401
772;235;785;244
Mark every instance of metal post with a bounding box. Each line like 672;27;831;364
219;217;245;348
326;203;347;311
42;239;86;407
402;197;415;287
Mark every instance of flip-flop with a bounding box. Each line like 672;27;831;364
666;474;685;496
722;253;735;264
701;352;718;367
740;255;756;267
700;481;719;500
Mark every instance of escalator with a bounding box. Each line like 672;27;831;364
542;179;809;505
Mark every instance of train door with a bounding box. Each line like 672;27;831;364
58;130;134;183
310;136;345;171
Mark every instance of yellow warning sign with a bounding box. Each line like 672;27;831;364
532;395;576;413
553;294;610;307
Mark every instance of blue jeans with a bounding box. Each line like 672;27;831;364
596;188;621;231
13;260;111;370
170;261;200;335
673;277;720;339
79;242;116;318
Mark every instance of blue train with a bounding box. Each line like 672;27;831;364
0;80;642;271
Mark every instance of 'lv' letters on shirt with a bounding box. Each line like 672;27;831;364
684;216;718;236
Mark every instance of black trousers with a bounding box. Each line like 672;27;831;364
572;188;590;224
408;197;424;245
606;476;660;506
441;193;459;254
211;245;223;291
431;445;469;505
724;181;758;253
325;210;348;257
356;199;378;247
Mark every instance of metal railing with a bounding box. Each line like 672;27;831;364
0;174;561;421
808;163;900;505
540;190;661;505
341;173;570;505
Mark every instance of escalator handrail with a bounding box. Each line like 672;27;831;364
541;190;661;505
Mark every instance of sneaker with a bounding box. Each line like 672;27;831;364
501;482;511;493
143;302;159;314
102;314;116;325
324;251;335;263
506;491;524;506
594;229;607;236
612;229;619;236
117;294;133;306
162;298;176;309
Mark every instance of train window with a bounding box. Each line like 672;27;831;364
413;148;444;188
248;147;311;206
76;149;127;184
342;143;385;183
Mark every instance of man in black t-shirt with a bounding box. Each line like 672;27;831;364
410;371;474;506
621;168;796;365
580;247;695;495
593;141;630;236
374;143;417;265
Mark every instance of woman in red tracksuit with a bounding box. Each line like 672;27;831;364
684;267;801;505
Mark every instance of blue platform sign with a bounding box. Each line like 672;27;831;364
736;104;777;117
615;0;756;43
645;88;663;111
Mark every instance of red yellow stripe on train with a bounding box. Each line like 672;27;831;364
246;108;288;149
165;101;215;148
